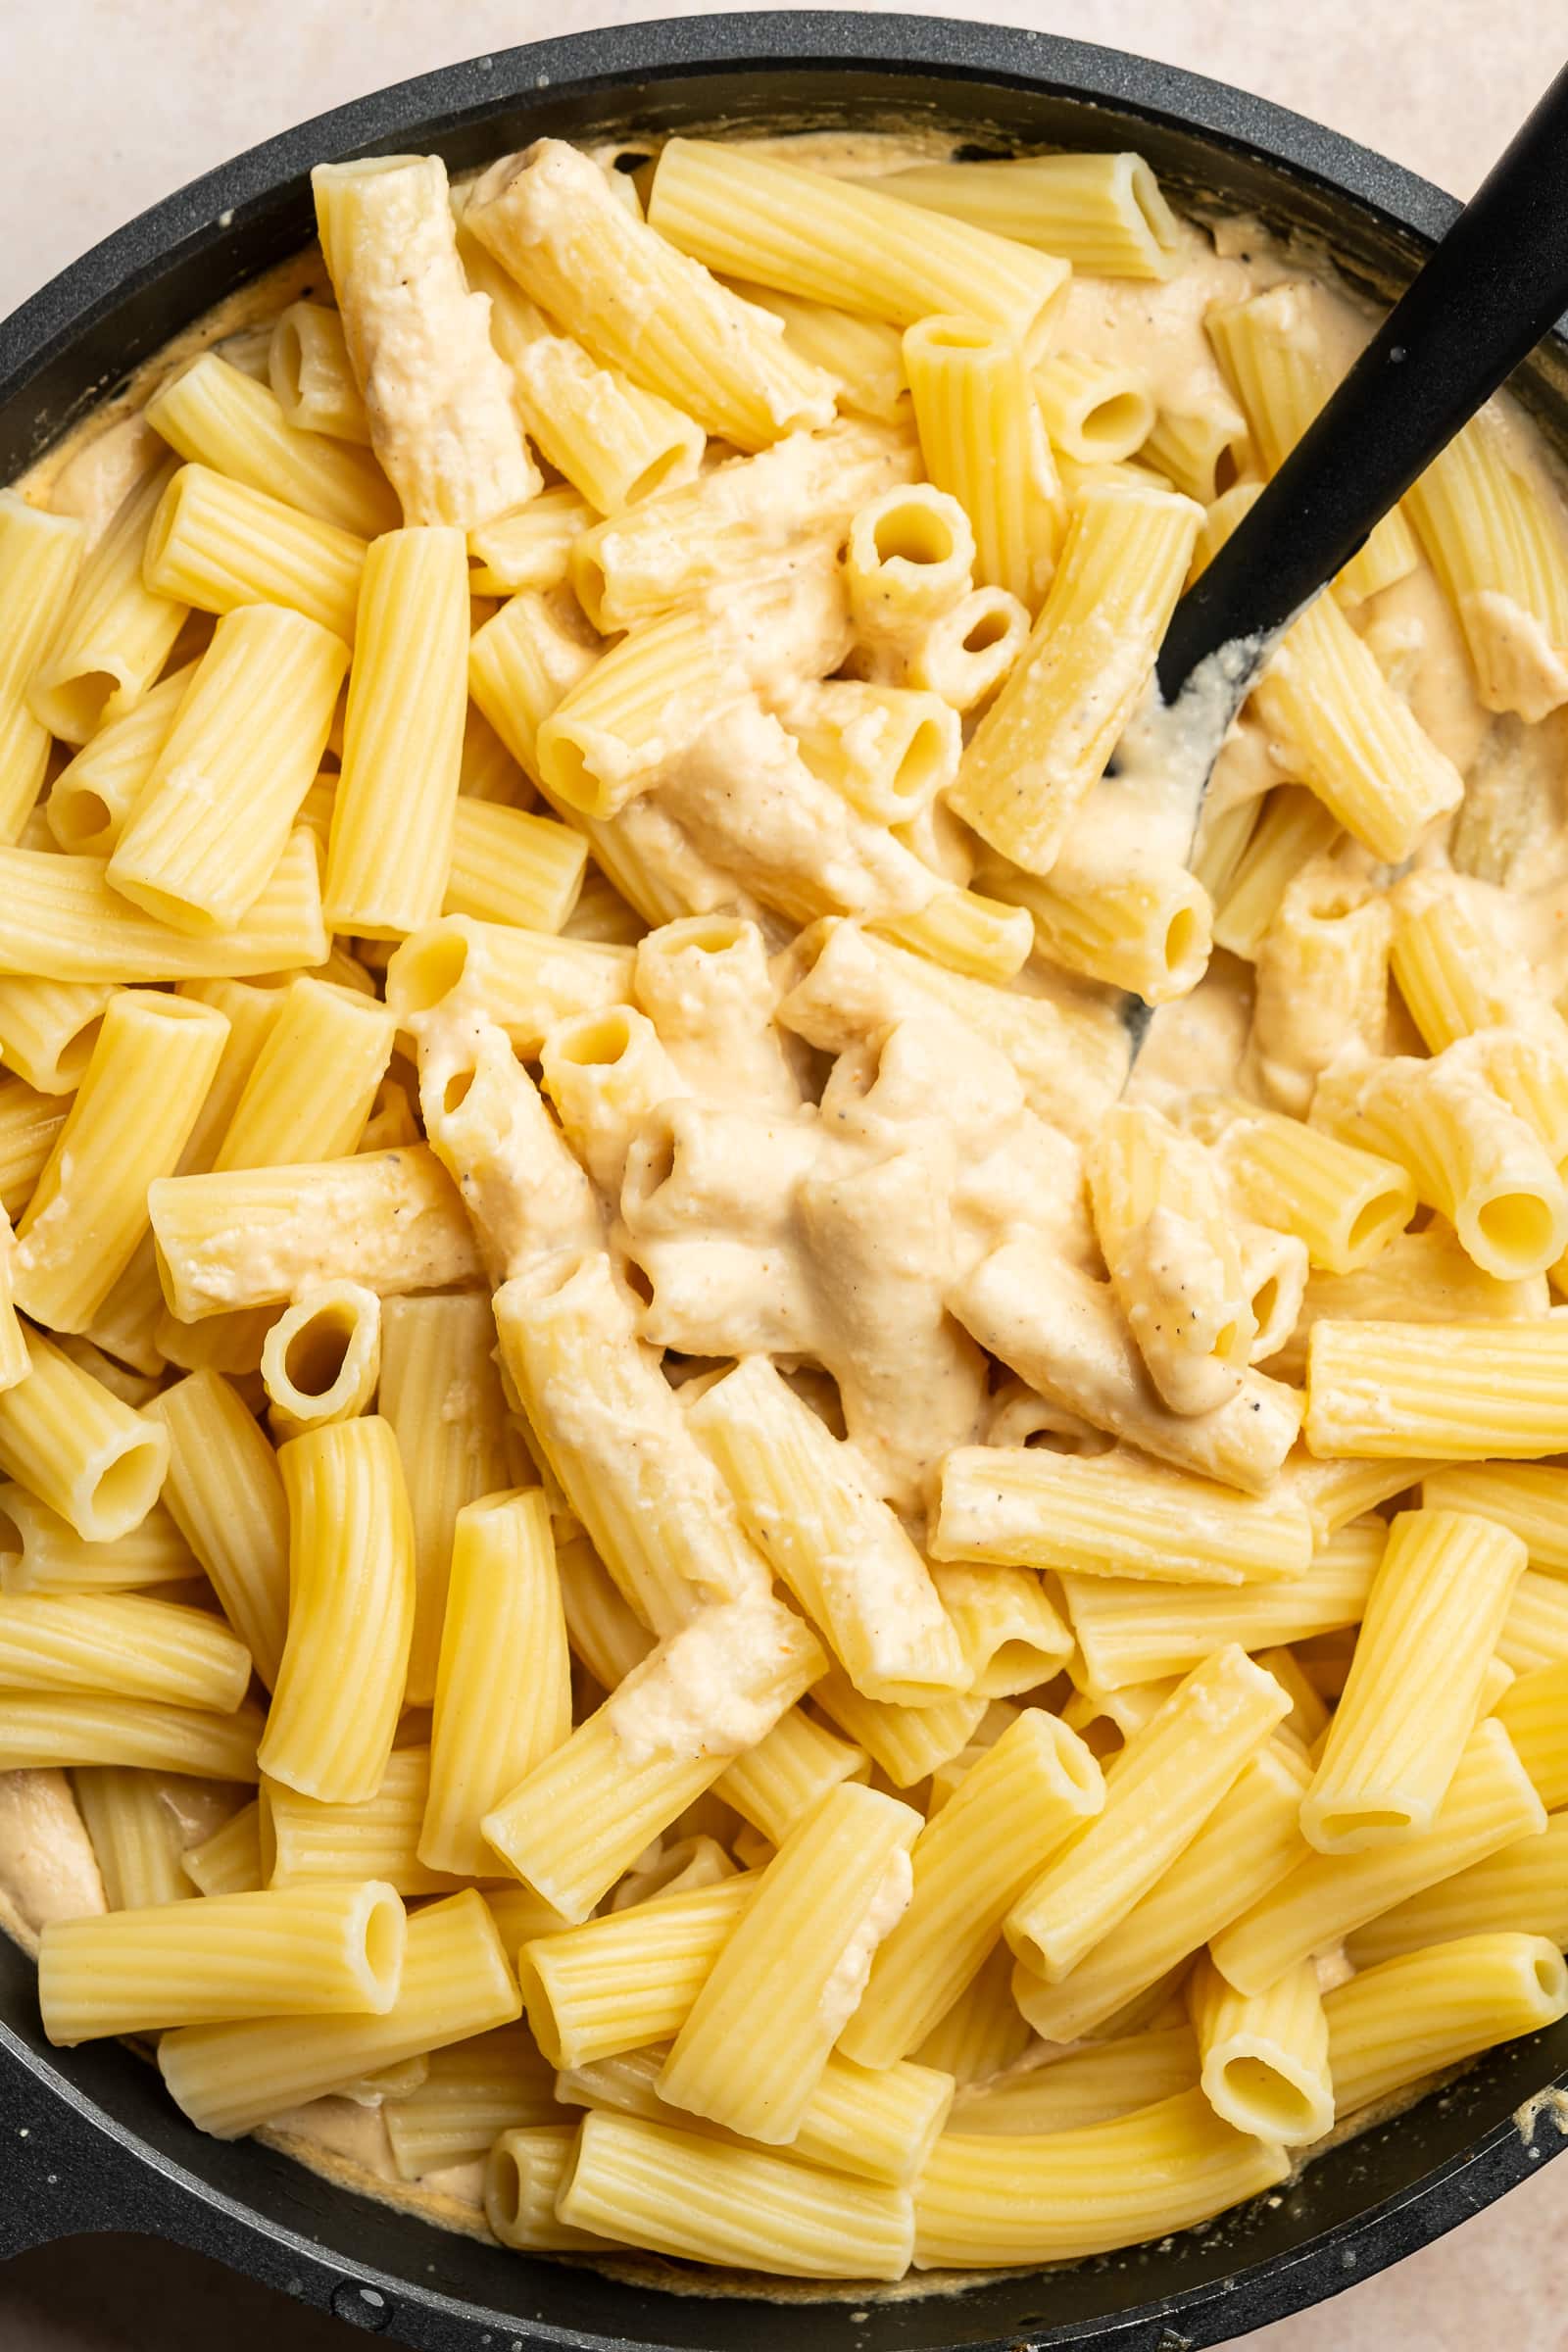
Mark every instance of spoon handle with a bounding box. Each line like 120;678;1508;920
1156;56;1568;701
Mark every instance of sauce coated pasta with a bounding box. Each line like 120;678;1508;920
3;122;1568;2291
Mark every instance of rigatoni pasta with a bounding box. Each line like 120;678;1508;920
9;116;1568;2295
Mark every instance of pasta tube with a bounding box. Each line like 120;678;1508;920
1301;1509;1525;1852
659;1783;920;2142
0;492;84;831
324;526;468;937
1209;1717;1547;1996
842;1710;1102;2068
0;1327;168;1541
313;155;540;527
558;2112;913;2280
871;153;1183;276
14;991;229;1331
158;1888;520;2138
150;1146;482;1321
904;317;1060;607
518;1873;760;2069
420;1490;572;1878
144;352;398;538
142;464;365;641
934;1443;1311;1582
26;457;186;742
948;479;1201;872
0;1593;249;1710
1188;1953;1333;2145
481;1592;823;1922
39;1881;407;2041
911;2091;1287;2270
260;1282;380;1440
1327;1933;1568;2115
108;606;347;933
686;1357;966;1703
649;139;1069;354
1306;1317;1568;1459
145;1369;288;1688
262;1748;466;1896
258;1418;416;1803
466;140;836;451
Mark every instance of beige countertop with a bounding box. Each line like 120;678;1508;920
2;3;1566;2345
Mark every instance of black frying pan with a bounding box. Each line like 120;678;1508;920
3;17;1567;2347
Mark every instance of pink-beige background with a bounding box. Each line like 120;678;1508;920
1;1;1564;2343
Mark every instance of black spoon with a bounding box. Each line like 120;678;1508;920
1120;52;1568;1059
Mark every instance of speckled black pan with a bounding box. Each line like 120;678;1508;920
2;17;1567;2347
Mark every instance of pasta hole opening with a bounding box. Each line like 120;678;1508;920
1319;1804;1413;1842
282;1310;356;1399
256;1788;277;1884
1220;2056;1317;2137
396;931;469;1014
1213;445;1242;498
1348;1192;1405;1254
892;718;949;809
1475;1191;1557;1265
873;507;955;570
1213;1319;1240;1360
1054;1717;1104;1795
626;1120;677;1205
624;445;691;506
557;1011;634;1068
568;549;610;629
490;2144;523;2230
916;321;995;355
51;789;115;850
52;671;122;739
541;733;600;816
1250;1278;1281;1336
57;1014;106;1086
670;914;747;957
89;1440;164;1538
622;1260;655;1308
1536;1953;1566;2001
1084;392;1152;456
0;1503;22;1560
963;609;1010;655
442;1066;477;1115
271;318;305;406
362;1892;404;2000
1163;907;1201;976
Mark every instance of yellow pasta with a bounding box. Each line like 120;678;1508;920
27;457;187;743
558;2111;913;2280
444;799;587;934
873;152;1183;276
1209;1717;1547;1996
841;1710;1102;2069
1328;1933;1568;2115
0;491;85;833
0;1592;249;1710
1188;1952;1333;2145
182;1798;265;1899
0;1325;168;1541
268;300;369;443
0;828;327;985
258;1418;416;1803
1004;1646;1289;1982
144;1369;288;1687
212;976;394;1171
948;479;1201;872
934;1444;1311;1584
0;1692;264;1779
904;317;1060;607
658;1783;920;2142
467;140;837;452
108;605;347;933
260;1282;379;1440
1301;1509;1525;1852
385;2025;562;2179
261;1749;466;1896
313;155;539;528
517;1872;760;2069
14;991;228;1331
950;2027;1200;2134
323;526;468;937
143;464;365;642
1306;1317;1568;1459
686;1356;966;1703
39;1880;406;2041
75;1765;193;1910
145;352;398;539
158;1888;520;2138
648;139;1069;354
420;1490;571;1878
912;2091;1288;2270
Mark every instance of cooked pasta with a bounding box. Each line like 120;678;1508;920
5;117;1568;2296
